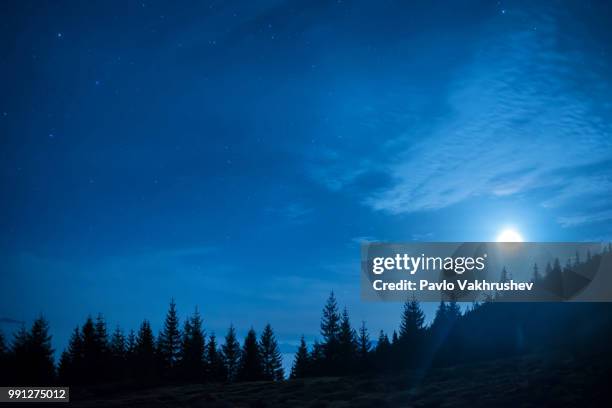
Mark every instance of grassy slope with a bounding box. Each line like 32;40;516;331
70;353;609;407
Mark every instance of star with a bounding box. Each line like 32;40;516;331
57;32;63;38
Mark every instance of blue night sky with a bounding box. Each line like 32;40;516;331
1;0;612;357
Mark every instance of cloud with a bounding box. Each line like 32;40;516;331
307;11;612;227
368;16;611;216
557;209;612;228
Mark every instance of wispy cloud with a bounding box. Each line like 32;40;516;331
309;11;612;227
369;16;611;215
557;209;612;228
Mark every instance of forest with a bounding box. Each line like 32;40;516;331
1;247;611;391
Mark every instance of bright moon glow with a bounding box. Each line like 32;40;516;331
496;229;524;242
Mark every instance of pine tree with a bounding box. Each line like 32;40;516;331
290;336;310;379
206;333;226;382
58;326;83;384
259;324;284;381
548;258;564;296
222;325;240;382
357;321;371;359
80;316;102;383
110;326;126;359
57;351;71;384
532;263;540;282
545;262;552;276
309;340;324;375
125;329;137;379
26;316;55;384
399;299;425;342
430;301;448;334
158;299;181;372
94;314;109;353
320;292;341;344
134;320;157;381
126;329;136;355
320;292;341;370
110;326;127;380
181;307;206;381
374;330;390;372
375;330;390;353
447;300;461;320
237;328;263;382
94;314;110;380
338;307;357;374
11;324;29;384
500;267;510;283
356;321;371;372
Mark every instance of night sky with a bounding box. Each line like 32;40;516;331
2;0;612;360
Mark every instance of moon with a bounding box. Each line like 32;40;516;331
496;228;524;242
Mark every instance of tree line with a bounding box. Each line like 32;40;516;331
2;246;612;386
0;300;283;386
291;246;612;378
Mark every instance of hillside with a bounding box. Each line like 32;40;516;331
70;351;609;407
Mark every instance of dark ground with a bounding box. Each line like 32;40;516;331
67;352;610;407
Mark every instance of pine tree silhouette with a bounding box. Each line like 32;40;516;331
10;317;55;385
181;307;206;381
126;329;136;355
222;325;240;382
357;321;371;358
134;320;157;382
94;314;109;351
237;328;264;382
357;321;371;372
374;330;391;372
429;301;451;354
206;333;227;382
532;263;540;282
158;299;181;374
10;324;29;384
94;314;110;380
81;316;106;383
309;339;324;375
259;323;284;381
290;336;310;379
28;316;55;384
392;330;399;345
399;299;425;342
320;291;341;372
125;329;137;379
110;326;127;380
375;330;390;353
338;307;357;374
58;326;83;384
447;300;461;320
